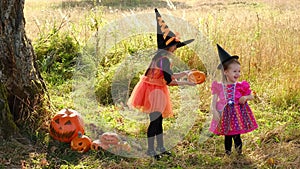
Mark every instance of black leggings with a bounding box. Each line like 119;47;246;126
225;134;242;154
147;112;163;138
147;112;164;151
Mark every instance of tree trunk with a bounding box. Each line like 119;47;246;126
0;0;51;138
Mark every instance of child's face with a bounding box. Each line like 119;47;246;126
224;63;241;83
168;45;177;53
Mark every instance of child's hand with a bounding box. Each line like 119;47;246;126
186;81;197;86
212;110;220;121
239;96;248;104
183;70;190;76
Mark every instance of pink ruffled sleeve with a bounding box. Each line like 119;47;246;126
211;81;221;95
237;81;251;96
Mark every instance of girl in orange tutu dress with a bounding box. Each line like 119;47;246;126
209;44;258;156
127;8;195;160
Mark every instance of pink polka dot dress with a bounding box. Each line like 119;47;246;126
209;81;258;135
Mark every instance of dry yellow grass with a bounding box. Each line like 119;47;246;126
24;0;300;118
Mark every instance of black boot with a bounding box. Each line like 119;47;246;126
156;134;172;156
146;150;162;160
147;136;161;160
235;145;242;155
156;147;172;156
225;150;231;156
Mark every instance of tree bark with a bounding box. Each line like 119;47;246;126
0;0;51;138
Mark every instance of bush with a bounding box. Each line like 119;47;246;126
34;29;81;85
94;53;144;106
94;35;153;105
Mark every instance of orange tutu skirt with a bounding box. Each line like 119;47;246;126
127;75;173;118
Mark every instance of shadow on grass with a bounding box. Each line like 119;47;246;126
46;139;83;167
45;137;135;168
222;154;256;169
55;0;191;10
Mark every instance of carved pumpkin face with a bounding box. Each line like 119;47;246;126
50;109;85;143
100;132;120;145
188;70;206;84
91;139;110;151
70;132;92;153
91;140;101;151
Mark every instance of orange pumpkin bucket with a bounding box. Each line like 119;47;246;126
188;70;206;84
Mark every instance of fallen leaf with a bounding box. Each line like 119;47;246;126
267;157;275;165
40;158;49;166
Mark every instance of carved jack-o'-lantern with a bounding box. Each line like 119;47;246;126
91;140;101;151
188;70;206;84
100;132;120;145
49;108;85;143
90;139;109;151
70;132;92;153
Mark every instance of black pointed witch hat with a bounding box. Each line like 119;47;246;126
155;8;194;49
217;44;239;69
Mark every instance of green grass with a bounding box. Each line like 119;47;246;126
1;103;299;168
1;0;299;168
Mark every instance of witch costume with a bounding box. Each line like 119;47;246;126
209;44;258;155
127;8;194;159
209;44;258;136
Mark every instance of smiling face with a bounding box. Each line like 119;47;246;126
224;62;241;83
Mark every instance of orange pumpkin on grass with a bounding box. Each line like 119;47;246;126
49;108;85;143
91;139;110;151
70;132;92;153
90;140;101;151
100;132;120;145
188;70;206;84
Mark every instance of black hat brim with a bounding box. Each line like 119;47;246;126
217;55;239;69
176;39;194;48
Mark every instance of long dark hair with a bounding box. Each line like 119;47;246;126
152;49;169;61
144;49;170;75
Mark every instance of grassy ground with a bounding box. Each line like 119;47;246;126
1;0;299;168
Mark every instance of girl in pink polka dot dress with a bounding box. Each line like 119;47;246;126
209;44;258;156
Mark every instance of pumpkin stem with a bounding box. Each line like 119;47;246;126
65;108;72;115
78;131;82;138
